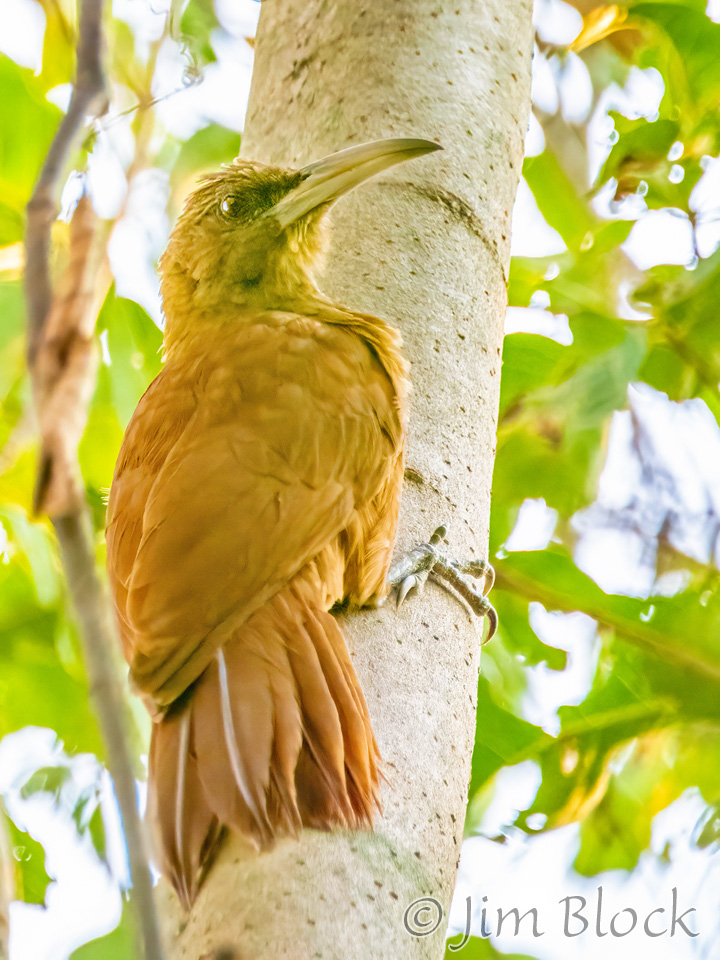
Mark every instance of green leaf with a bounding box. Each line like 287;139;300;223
496;548;720;720
96;289;163;426
575;777;651;873
632;4;720;103
639;342;695;399
445;935;539;959
599;116;679;187
572;721;720;872
21;764;72;802
524;153;596;250
86;800;107;864
78;364;126;502
633;252;720;409
554;324;645;433
5;811;52;906
696;808;720;849
39;0;76;89
507;256;554;308
572;724;692;875
470;677;552;797
0;552;102;755
108;18;142;92
179;0;220;72
0;506;61;606
509;222;636;326
640;160;703;211
0;281;27;421
18;763;108;863
494;323;646;530
70;908;135;960
499;334;567;418
80;291;162;516
0;56;62;213
492;588;567;671
0;201;23;248
170;123;242;194
492;425;601;526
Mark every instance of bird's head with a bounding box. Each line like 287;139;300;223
159;138;441;333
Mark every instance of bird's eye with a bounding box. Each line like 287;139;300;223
219;196;236;219
219;194;265;222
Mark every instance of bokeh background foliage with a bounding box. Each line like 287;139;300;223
487;0;720;849
0;0;719;957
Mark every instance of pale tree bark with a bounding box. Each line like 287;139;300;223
161;1;532;957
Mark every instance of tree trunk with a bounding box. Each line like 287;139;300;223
161;1;532;957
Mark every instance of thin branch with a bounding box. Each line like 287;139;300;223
32;193;100;515
23;2;164;958
25;0;105;365
53;515;165;960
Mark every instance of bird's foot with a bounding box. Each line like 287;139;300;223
388;524;497;642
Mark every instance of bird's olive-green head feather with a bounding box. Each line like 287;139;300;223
160;159;332;336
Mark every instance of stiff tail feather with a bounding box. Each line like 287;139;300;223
146;706;222;909
147;573;381;906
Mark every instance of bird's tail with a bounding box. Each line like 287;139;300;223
147;571;381;907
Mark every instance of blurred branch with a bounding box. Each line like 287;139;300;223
25;0;105;366
23;2;164;960
31;194;101;516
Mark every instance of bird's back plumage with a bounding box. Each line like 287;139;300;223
106;308;407;906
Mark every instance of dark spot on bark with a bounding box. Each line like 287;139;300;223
211;948;241;960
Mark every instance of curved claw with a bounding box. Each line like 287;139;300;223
483;563;495;596
483;601;498;644
397;573;422;607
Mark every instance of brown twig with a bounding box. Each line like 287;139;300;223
23;2;164;959
32;194;101;515
25;0;105;365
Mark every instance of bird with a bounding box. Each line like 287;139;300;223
105;137;442;908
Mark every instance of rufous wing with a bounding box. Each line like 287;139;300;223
106;316;401;711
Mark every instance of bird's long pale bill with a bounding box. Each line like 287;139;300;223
269;137;442;229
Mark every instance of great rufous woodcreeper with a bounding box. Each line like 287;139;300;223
105;139;455;907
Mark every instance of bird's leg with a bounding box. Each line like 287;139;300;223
388;524;498;642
